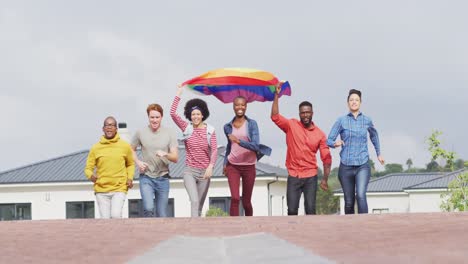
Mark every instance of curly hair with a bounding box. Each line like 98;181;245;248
184;98;210;121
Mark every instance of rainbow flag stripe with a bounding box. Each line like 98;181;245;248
181;68;291;103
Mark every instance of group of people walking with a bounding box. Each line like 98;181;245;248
84;86;384;219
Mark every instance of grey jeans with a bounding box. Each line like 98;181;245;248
183;166;210;217
95;192;126;219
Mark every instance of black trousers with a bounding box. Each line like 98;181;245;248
286;175;318;215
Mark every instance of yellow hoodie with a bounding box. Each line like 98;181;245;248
84;133;135;193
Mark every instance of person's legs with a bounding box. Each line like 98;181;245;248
303;176;318;215
139;175;156;217
240;164;256;216
355;163;371;214
196;174;210;217
226;163;241;216
183;167;201;217
154;176;170;217
110;192;127;219
287;176;303;215
95;193;111;219
338;163;357;214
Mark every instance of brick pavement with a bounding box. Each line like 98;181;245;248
0;212;467;263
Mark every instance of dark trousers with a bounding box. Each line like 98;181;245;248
226;163;256;216
286;175;318;215
338;163;371;214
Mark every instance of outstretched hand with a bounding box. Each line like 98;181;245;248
275;82;282;94
176;84;183;97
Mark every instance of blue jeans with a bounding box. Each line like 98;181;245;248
286;175;318;215
338;163;371;214
139;174;170;217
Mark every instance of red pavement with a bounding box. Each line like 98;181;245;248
0;212;467;263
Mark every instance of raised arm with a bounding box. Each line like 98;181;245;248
271;84;290;132
170;86;188;131
271;84;281;117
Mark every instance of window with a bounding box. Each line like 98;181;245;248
0;203;31;221
209;197;244;216
128;198;175;218
372;208;389;214
66;201;95;219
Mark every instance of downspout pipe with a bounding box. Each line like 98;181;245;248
267;176;279;216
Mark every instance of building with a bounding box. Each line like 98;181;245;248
334;169;467;214
0;141;289;220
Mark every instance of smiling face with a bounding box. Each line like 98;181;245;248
233;97;247;118
348;93;361;112
102;117;117;139
191;109;203;126
148;110;162;131
299;105;313;127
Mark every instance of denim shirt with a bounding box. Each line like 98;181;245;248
223;116;272;165
327;112;381;166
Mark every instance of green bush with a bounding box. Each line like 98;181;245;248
205;206;229;217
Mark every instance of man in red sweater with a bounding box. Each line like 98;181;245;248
271;85;332;215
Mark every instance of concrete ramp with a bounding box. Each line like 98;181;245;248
129;233;334;264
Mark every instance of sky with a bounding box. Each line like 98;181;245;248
1;1;467;173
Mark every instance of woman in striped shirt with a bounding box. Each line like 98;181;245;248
170;86;217;217
327;89;385;214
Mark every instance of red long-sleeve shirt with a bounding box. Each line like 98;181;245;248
271;113;332;178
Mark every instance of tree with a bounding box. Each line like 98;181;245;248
455;159;465;170
368;159;376;174
440;172;468;212
316;177;340;214
406;158;413;171
384;163;404;174
426;130;468;212
426;160;440;172
426;130;456;171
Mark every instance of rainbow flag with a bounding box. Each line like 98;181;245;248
181;68;291;103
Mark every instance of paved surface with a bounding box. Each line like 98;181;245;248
129;233;333;264
0;212;467;263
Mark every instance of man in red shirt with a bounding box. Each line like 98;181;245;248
271;85;332;215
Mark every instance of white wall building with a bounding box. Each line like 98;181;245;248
334;169;466;214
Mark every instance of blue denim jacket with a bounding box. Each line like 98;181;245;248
223;116;272;165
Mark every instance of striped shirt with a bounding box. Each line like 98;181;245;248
170;96;217;169
327;112;381;166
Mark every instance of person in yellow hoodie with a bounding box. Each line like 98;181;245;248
84;116;135;219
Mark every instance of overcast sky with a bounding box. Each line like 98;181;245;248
1;1;467;173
